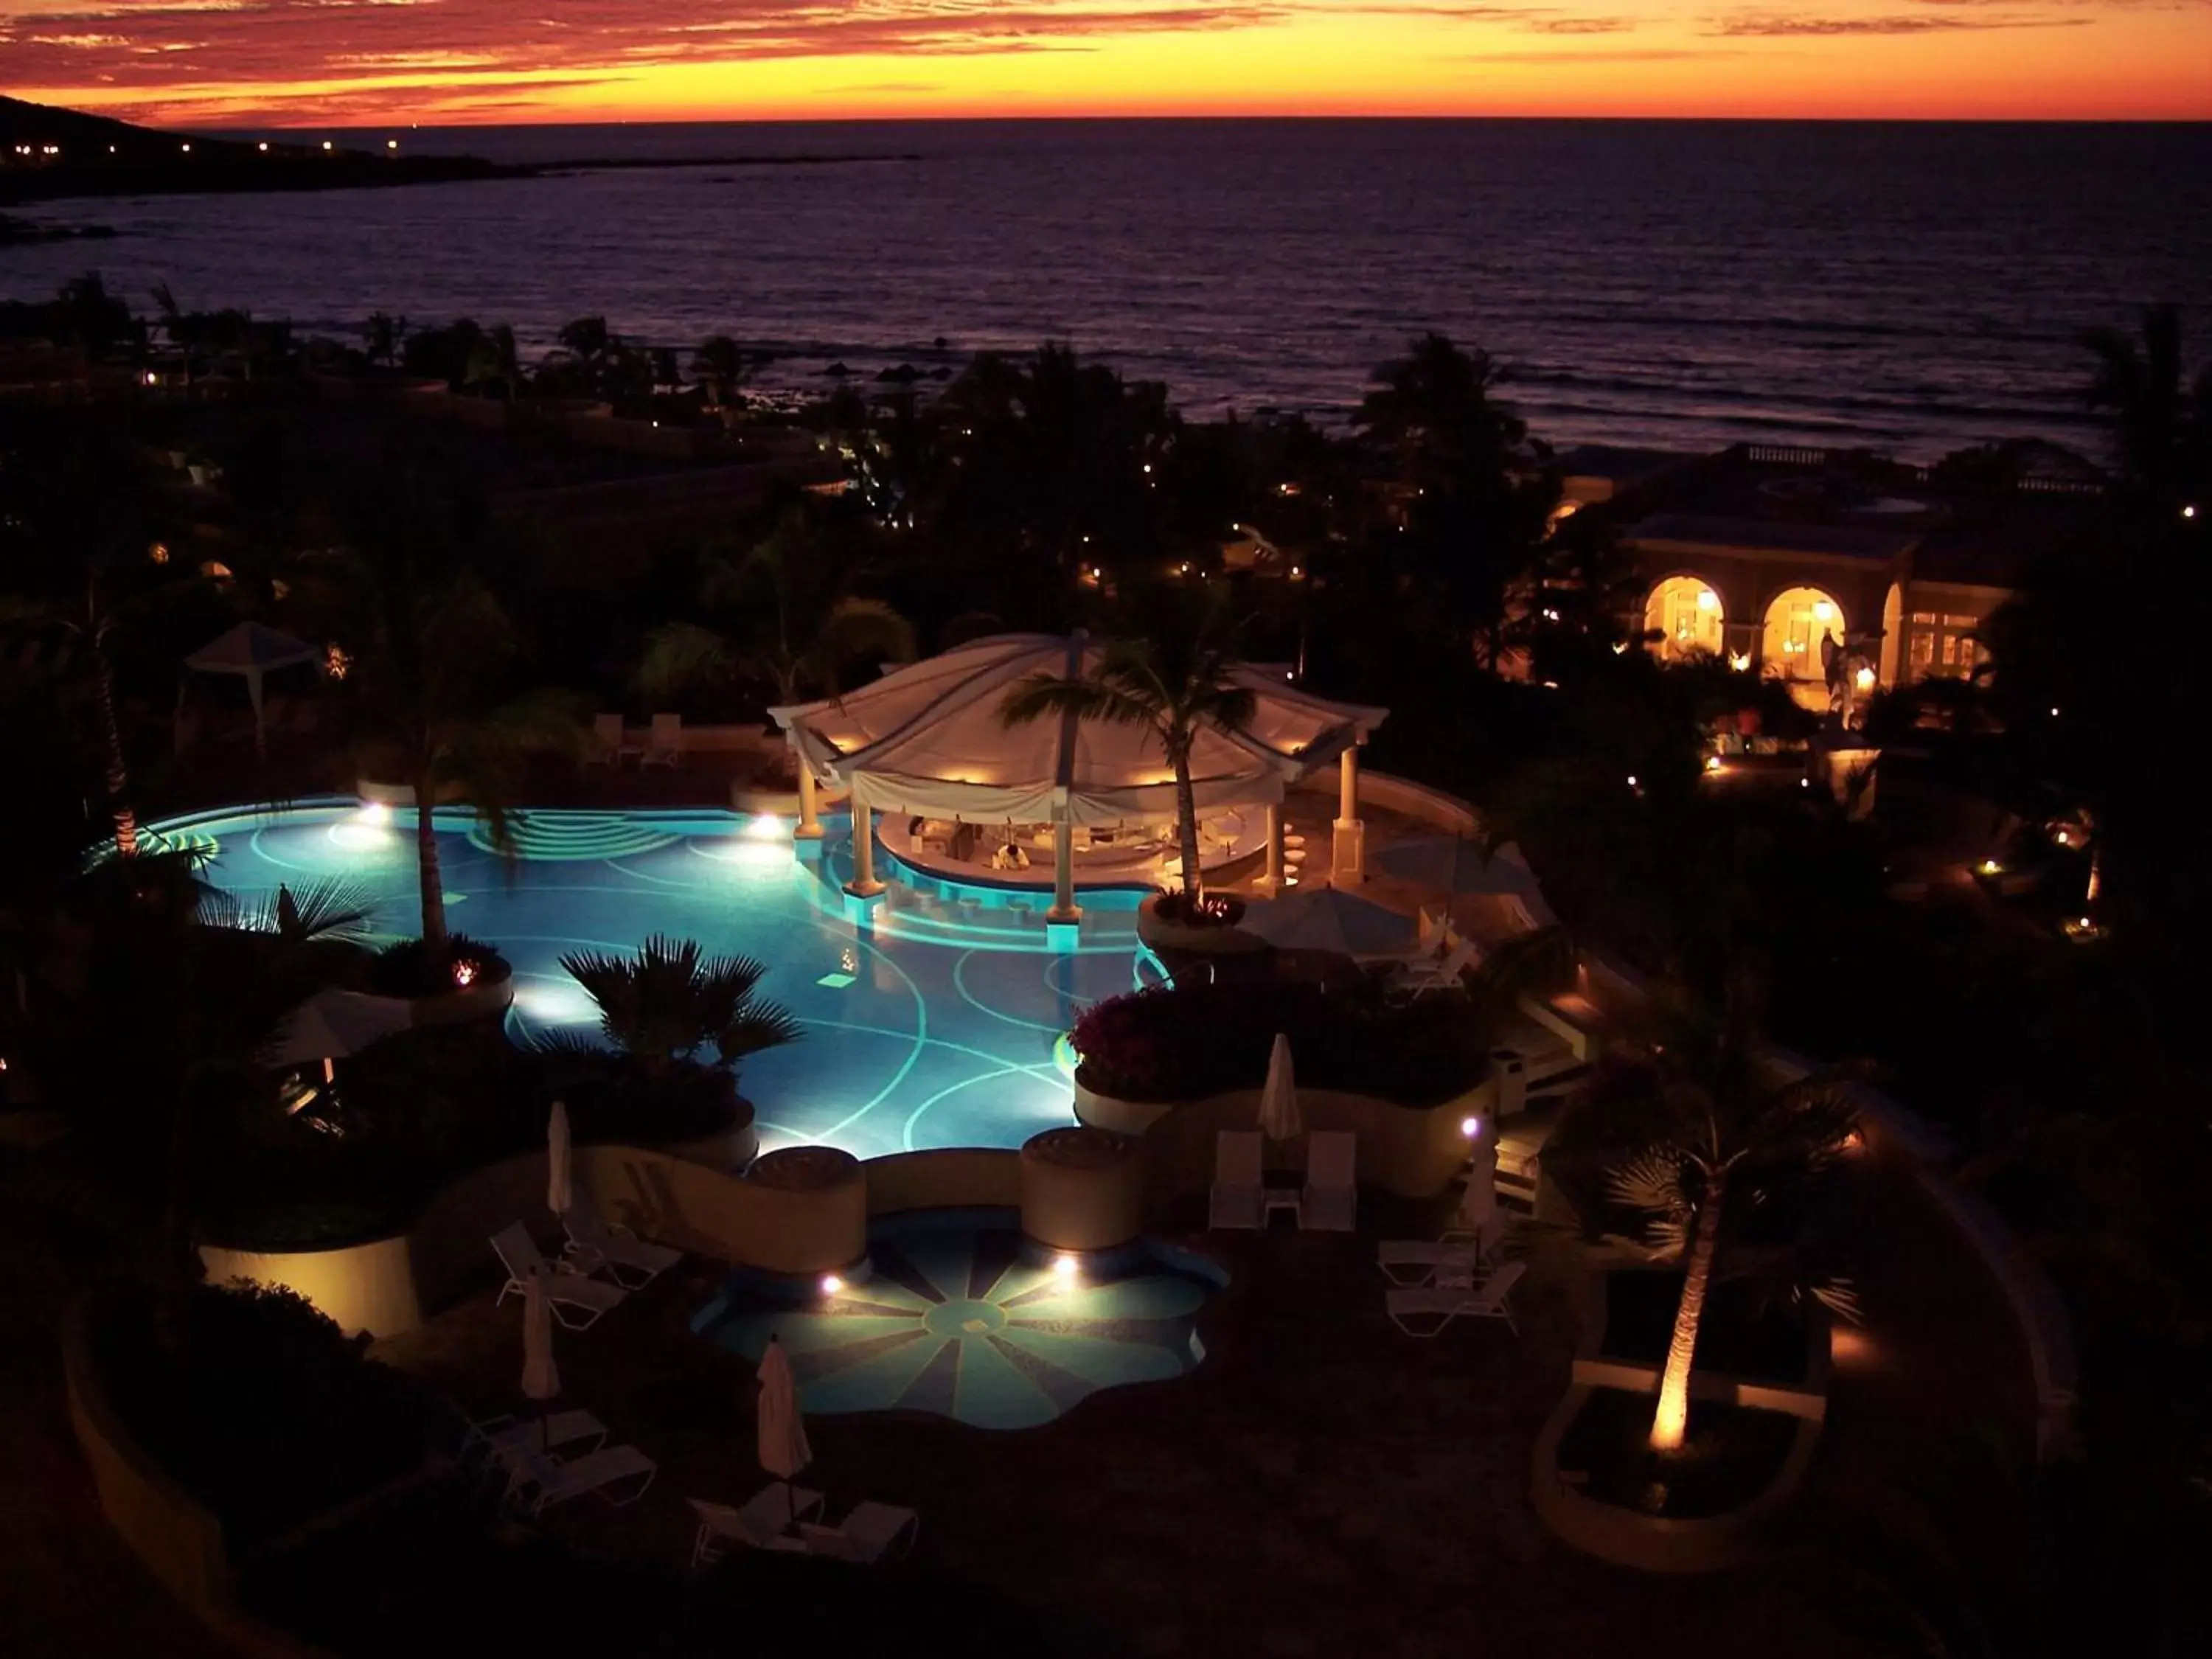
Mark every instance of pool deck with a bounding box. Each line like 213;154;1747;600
367;1194;1899;1659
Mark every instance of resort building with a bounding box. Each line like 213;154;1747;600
1562;442;2105;707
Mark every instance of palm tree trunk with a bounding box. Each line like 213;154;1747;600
95;650;139;858
1650;1179;1725;1453
414;777;448;944
1172;745;1204;905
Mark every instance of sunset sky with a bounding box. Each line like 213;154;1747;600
2;1;2207;127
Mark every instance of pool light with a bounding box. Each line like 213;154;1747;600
1052;1253;1080;1281
744;813;786;841
358;801;391;827
819;1273;844;1296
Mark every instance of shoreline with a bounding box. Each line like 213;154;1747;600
0;150;917;209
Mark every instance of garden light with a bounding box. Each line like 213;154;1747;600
1979;859;2001;876
1052;1253;1080;1281
451;960;478;988
1705;756;1722;773
1460;1116;1481;1139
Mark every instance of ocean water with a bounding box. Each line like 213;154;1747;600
7;119;2210;460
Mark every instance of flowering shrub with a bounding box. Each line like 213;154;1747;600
1072;979;1493;1106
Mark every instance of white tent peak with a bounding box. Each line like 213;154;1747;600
769;632;1386;827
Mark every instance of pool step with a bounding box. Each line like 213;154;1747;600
466;812;681;862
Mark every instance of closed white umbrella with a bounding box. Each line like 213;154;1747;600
257;987;414;1083
1458;1124;1500;1244
1258;1032;1301;1142
521;1267;560;1450
757;1335;813;1531
546;1099;574;1217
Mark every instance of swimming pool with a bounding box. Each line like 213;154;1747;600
151;800;1163;1161
695;1210;1222;1430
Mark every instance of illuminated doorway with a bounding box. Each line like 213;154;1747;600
1644;576;1725;661
1763;587;1845;709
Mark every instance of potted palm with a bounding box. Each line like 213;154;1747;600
552;936;802;1170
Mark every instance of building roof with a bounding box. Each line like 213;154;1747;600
1554;445;1694;486
1626;512;1922;563
771;633;1387;826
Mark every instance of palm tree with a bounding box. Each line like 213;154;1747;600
1559;988;1861;1453
0;419;195;859
362;311;401;368
998;588;1256;905
693;335;750;411
639;507;915;711
557;935;801;1085
2079;305;2211;512
462;324;521;401
314;456;579;945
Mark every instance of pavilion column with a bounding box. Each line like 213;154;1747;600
845;787;886;898
1255;803;1287;897
795;762;823;840
1047;818;1081;925
1331;745;1366;888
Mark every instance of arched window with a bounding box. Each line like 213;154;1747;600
1761;586;1845;709
1644;576;1724;660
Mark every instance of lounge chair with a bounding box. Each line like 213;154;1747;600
585;712;641;768
1208;1130;1265;1230
462;1408;608;1475
504;1442;658;1517
1375;1240;1484;1287
562;1197;684;1290
688;1484;827;1570
641;712;683;768
1394;937;1481;996
491;1222;627;1331
1301;1130;1357;1231
797;1500;921;1565
1386;1259;1526;1337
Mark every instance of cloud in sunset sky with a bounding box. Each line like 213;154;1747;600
1;0;2206;122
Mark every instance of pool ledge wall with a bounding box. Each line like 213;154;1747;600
62;1299;333;1659
1073;1074;1482;1204
197;1130;1138;1338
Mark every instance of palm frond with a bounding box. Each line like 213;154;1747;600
638;622;737;699
1807;1276;1865;1327
715;1007;805;1065
232;878;380;945
998;672;1158;731
1605;1147;1690;1219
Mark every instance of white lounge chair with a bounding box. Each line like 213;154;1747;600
1386;1259;1526;1337
585;712;642;768
641;712;683;768
504;1442;658;1517
562;1198;684;1290
491;1222;627;1331
1394;937;1481;996
1208;1130;1265;1230
1376;1240;1485;1287
462;1408;608;1478
1301;1130;1357;1231
689;1484;827;1570
797;1500;921;1564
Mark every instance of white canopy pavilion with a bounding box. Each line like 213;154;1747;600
184;622;320;757
768;633;1388;922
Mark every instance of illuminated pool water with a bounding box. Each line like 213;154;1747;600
149;800;1164;1161
695;1211;1222;1430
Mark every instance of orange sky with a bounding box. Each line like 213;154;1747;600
3;1;2208;126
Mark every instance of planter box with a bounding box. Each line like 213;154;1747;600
1135;893;1265;957
1529;1267;1832;1572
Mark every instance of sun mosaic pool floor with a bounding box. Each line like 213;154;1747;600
696;1213;1221;1430
154;801;1164;1161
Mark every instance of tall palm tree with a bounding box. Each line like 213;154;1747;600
998;589;1256;905
639;508;915;710
0;417;195;859
313;456;579;945
692;335;751;411
2079;305;2211;512
1560;987;1860;1453
557;935;801;1085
